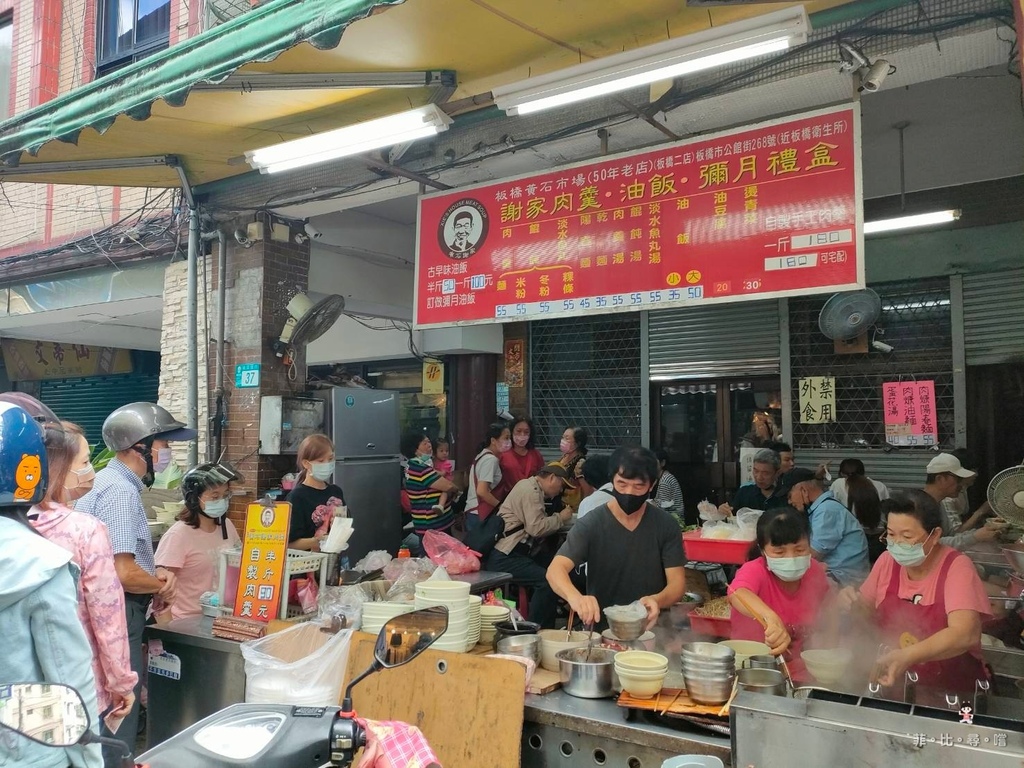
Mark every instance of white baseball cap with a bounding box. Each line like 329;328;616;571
926;453;975;478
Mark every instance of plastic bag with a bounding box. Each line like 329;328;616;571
734;508;763;541
422;530;481;574
697;499;726;522
382;556;435;584
297;574;319;613
355;550;393;573
701;520;736;539
318;586;363;629
242;622;353;705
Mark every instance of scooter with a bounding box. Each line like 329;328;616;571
0;606;448;768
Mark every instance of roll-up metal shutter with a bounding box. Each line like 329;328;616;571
795;449;926;493
963;269;1024;365
40;372;160;447
648;300;780;380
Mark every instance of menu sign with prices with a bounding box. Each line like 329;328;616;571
882;380;938;447
415;105;863;327
234;502;291;622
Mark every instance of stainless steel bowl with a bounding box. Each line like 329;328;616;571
556;647;617;699
683;642;736;662
497;634;541;664
607;616;646;642
744;654;781;670
685;676;736;705
737;667;787;696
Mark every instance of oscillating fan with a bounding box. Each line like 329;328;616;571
988;465;1024;530
275;293;346;357
818;289;882;354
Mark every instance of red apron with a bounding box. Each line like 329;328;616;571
876;549;988;703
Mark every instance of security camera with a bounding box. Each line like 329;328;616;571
858;59;891;93
233;228;253;248
303;222;323;240
872;340;894;353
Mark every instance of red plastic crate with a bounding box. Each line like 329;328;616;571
682;530;754;565
688;613;732;638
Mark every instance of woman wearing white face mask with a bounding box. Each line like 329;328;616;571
728;506;833;658
287;433;345;551
839;491;990;698
31;420;139;731
154;462;242;620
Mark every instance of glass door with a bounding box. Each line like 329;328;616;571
653;377;782;519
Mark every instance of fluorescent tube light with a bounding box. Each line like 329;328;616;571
863;210;960;234
492;7;808;116
246;105;452;174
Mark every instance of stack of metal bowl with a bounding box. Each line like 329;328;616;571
681;642;736;705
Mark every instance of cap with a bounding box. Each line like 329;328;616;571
777;467;817;495
926;453;976;478
539;462;577;489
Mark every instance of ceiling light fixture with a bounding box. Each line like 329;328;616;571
245;105;452;175
492;6;809;117
863;210;961;234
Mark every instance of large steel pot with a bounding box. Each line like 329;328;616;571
556;647;617;699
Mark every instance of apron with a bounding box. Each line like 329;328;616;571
876;549;988;703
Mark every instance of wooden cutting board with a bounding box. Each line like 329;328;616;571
344;632;526;768
527;667;562;695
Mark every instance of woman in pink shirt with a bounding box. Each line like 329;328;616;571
840;491;990;701
31;421;138;722
155;462;241;621
728;506;832;658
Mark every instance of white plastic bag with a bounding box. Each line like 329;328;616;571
701;520;736;539
355;550;393;572
734;508;763;541
697;499;726;522
242;622;353;705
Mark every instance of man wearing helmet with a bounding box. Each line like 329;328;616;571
76;402;196;754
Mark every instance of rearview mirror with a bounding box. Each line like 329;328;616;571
373;606;449;669
0;684;90;746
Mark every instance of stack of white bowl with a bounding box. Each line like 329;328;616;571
361;601;415;636
415;580;472;652
479;604;511;647
466;594;482;649
614;650;669;700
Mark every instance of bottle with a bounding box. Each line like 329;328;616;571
398;547;411;559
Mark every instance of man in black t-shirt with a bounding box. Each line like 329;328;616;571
547;445;686;630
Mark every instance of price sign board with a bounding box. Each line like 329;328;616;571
415;105;863;328
234;502;291;621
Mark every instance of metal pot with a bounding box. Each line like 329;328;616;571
496;634;541;664
493;620;540;648
737;667;787;696
556;647;617;699
744;654;781;670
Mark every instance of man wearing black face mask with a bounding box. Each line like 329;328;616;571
547;446;686;630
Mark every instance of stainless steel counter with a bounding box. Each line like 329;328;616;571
145;617;247;749
523;691;731;766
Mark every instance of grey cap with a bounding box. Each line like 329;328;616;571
101;402;197;451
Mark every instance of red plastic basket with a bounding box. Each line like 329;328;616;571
688;613;732;638
682;530;754;565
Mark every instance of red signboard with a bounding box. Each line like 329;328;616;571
414;105;863;328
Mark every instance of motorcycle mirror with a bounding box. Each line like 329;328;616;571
373;606;450;669
0;683;90;746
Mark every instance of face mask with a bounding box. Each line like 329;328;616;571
765;554;812;582
559;439;573;454
513;434;530;448
63;465;96;500
202;498;230;519
499;439;512;453
153;448;172;473
887;538;930;568
310;462;334;481
612;488;648;515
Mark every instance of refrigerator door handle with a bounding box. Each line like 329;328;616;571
366;443;376;450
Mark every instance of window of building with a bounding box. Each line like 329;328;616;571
42;705;53;718
97;0;170;75
0;17;12;121
43;731;55;744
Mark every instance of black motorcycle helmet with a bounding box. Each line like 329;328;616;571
180;462;243;539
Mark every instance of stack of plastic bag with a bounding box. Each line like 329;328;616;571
700;508;763;541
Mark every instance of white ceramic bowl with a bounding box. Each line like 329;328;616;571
718;640;771;668
801;649;853;685
536;630;601;672
613;651;670;672
616;669;666;699
415;581;471;598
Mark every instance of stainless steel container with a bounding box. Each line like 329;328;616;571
737;667;787;696
745;654;781;670
556;647;617;699
497;634;541;664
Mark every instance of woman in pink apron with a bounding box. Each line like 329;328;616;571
842;490;990;704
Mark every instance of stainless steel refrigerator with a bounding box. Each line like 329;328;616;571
328;388;403;563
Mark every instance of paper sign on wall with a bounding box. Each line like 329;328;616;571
504;339;525;387
799;376;836;424
882;380;937;447
234;502;291;622
422;360;444;394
